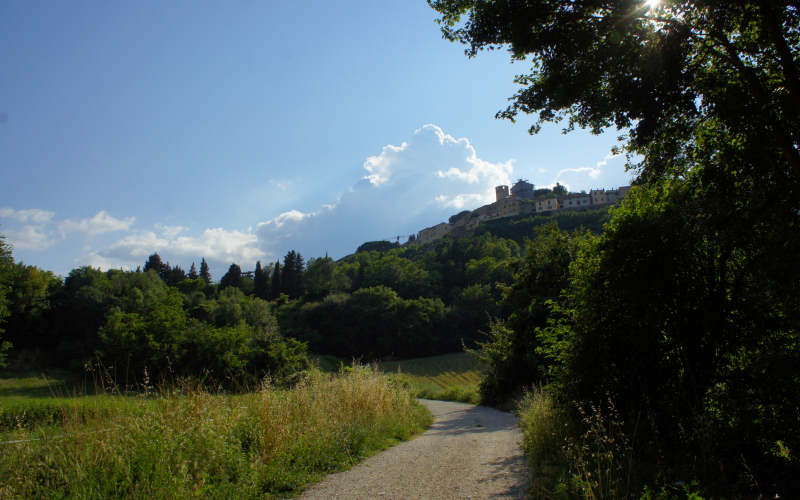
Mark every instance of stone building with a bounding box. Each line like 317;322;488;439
560;193;592;210
510;179;534;199
409;184;632;246
535;197;559;212
495;185;510;201
417;222;453;244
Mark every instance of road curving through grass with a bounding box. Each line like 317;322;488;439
299;399;528;500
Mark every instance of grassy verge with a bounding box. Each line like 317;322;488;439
379;352;482;404
0;365;431;498
516;387;706;500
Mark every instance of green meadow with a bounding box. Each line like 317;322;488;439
0;366;431;499
379;352;483;404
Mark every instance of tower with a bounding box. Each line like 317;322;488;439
495;185;510;201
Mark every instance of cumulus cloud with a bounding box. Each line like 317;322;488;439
60;211;135;236
95;227;265;270
155;223;187;239
4;225;54;251
0;207;55;223
554;151;630;191
256;124;514;259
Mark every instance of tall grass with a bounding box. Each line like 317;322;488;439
517;387;573;498
0;365;431;499
517;387;706;500
517;387;634;499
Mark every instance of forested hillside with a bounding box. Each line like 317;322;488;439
0;209;607;386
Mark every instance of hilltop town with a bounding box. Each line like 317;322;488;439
411;180;631;244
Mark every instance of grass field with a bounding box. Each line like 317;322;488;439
0;370;150;430
0;366;430;498
379;352;483;404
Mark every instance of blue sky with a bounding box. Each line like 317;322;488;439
1;1;633;278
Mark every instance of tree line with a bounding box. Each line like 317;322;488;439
0;206;607;383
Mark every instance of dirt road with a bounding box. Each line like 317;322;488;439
299;399;529;499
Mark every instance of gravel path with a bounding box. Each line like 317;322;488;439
298;399;529;500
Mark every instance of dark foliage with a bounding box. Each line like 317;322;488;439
431;0;800;495
356;240;400;253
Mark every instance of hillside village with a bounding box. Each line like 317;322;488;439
412;180;631;244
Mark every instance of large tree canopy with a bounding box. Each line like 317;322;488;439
431;1;800;494
430;0;800;181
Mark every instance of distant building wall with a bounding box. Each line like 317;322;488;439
410;185;632;246
511;180;534;200
536;198;559;212
417;222;453;244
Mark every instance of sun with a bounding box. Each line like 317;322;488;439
644;0;661;9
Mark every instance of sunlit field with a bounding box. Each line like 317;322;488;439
0;366;430;499
379;352;482;404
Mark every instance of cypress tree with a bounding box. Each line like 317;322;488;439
293;252;305;298
253;260;269;299
269;261;281;300
281;251;296;297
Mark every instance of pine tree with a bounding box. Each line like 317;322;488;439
199;258;211;284
164;264;186;286
188;262;198;280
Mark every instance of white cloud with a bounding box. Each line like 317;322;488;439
554;151;630;192
80;252;135;271
5;225;54;251
60;211;135;236
255;124;514;259
108;231;169;257
96;227;265;271
434;193;487;210
363;142;409;186
0;207;55;223
258;209;316;230
155;223;187;239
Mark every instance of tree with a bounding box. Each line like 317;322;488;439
253;261;269;300
2;263;59;352
162;263;186;286
143;253;165;276
199;258;211;284
362;254;430;298
219;263;243;291
430;1;799;177
269;261;281;300
280;250;305;298
303;256;336;300
0;234;13;366
188;262;198;280
430;1;800;494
